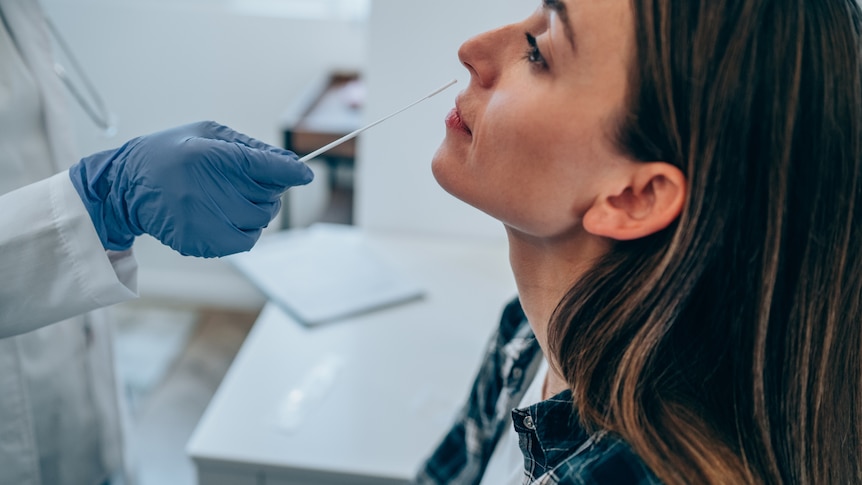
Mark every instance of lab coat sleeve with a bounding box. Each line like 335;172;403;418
0;172;138;338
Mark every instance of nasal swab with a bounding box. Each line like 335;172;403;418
298;79;458;163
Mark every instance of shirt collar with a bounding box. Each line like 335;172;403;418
511;389;591;477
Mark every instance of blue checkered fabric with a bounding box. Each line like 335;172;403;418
413;298;662;485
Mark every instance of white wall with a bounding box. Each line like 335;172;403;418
354;0;535;241
38;0;366;309
41;0;366;155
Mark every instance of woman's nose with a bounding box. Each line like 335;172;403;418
458;26;509;88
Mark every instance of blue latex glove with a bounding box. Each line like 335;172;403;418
69;121;313;258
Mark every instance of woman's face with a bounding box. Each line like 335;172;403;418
432;0;636;239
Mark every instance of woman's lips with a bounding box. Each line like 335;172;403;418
445;107;471;135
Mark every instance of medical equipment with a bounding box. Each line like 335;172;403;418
43;15;118;137
298;79;458;163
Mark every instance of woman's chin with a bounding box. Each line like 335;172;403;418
430;145;457;190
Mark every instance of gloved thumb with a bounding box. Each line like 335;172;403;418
202;121;295;157
195;121;314;188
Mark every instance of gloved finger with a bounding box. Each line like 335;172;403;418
164;203;265;258
186;167;281;229
197;167;283;228
231;143;314;189
216;195;281;232
203;226;263;257
234;227;265;253
178;226;261;258
181;137;312;201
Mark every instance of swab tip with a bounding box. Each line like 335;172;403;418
427;79;459;98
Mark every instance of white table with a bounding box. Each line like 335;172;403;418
186;230;517;484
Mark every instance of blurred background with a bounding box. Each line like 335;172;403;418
37;0;533;483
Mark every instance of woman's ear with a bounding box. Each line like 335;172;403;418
583;162;686;240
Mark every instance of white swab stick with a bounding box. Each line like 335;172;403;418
298;79;458;163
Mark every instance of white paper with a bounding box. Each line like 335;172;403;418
228;224;424;325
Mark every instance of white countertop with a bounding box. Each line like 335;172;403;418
186;230;517;484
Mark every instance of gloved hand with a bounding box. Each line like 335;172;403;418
69;121;313;258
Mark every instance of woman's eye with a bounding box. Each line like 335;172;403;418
524;33;548;70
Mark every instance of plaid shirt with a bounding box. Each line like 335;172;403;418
414;298;662;485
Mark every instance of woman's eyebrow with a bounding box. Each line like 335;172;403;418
543;0;576;50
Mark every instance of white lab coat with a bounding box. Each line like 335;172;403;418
0;0;139;483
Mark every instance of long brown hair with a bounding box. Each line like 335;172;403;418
548;1;862;483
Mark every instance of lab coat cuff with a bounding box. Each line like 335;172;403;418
51;173;139;302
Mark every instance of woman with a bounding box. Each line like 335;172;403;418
417;0;862;483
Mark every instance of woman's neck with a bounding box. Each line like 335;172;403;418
505;226;609;400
